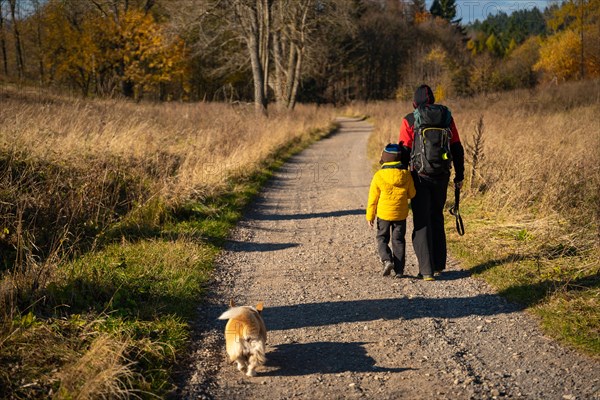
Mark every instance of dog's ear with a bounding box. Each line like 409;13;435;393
229;299;236;308
255;302;264;313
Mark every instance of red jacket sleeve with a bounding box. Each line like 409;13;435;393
449;118;461;144
399;118;414;148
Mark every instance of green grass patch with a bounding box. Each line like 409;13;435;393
446;196;600;357
48;239;215;319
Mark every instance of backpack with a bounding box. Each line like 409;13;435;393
409;104;453;176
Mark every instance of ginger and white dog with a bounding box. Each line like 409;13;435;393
218;300;267;377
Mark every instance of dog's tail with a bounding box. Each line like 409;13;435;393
218;306;251;320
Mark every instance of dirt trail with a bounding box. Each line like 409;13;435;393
178;118;599;400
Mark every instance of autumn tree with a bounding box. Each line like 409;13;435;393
182;0;271;113
30;0;45;83
117;10;188;100
181;0;356;112
272;0;310;110
500;36;541;88
546;0;600;79
411;0;426;14
355;2;410;101
534;29;581;82
40;0;187;98
41;1;100;95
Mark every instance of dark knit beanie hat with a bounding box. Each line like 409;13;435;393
413;84;435;108
380;143;402;164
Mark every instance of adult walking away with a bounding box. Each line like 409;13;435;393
399;84;465;280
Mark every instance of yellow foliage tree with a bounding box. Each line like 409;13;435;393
116;11;188;99
505;38;518;56
42;2;103;95
41;1;188;99
547;0;600;33
424;46;451;98
545;0;600;80
497;36;542;89
534;30;581;82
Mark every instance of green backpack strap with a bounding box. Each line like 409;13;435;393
413;108;422;129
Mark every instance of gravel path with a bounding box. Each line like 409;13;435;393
177;118;599;400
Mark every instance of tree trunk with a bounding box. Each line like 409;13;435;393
259;0;270;96
235;0;270;115
0;0;8;76
8;0;23;80
272;29;284;104
271;0;310;110
288;44;303;110
247;26;267;115
33;0;44;84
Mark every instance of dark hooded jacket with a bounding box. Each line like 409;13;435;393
399;85;465;183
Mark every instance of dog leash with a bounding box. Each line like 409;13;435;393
449;187;465;236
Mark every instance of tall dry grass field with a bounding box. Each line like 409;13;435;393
0;86;336;397
0;86;335;265
361;79;600;354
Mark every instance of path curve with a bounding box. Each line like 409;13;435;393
179;118;599;400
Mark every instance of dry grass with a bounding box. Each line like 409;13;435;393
361;79;600;354
0;85;336;273
56;334;136;400
0;86;337;397
1;87;336;199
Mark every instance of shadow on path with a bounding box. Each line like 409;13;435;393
252;208;365;221
225;240;300;252
263;341;413;376
436;270;471;281
264;295;520;331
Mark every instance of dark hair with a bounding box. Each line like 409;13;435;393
413;84;435;108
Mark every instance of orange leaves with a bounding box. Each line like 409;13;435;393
534;30;581;82
40;1;187;98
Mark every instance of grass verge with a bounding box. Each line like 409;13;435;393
445;200;599;356
0;119;338;398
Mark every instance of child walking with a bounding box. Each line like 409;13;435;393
366;143;416;277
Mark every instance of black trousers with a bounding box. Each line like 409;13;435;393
411;173;448;276
376;218;407;274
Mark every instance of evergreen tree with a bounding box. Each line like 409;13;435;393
430;0;457;22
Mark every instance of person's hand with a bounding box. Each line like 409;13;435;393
368;219;374;229
455;180;464;190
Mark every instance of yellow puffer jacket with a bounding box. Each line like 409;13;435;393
366;162;416;222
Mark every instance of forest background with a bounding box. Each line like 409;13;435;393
1;0;598;109
0;0;599;398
